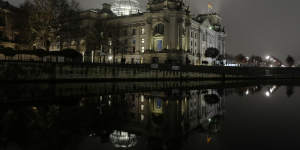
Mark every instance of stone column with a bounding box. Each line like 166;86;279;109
169;16;178;49
145;16;152;51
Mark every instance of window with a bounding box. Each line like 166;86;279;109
132;29;136;35
156;99;162;108
0;16;5;26
141;105;144;111
123;30;128;36
132;46;136;53
56;42;60;49
133;40;136;45
157;40;163;51
202;34;206;41
141;47;145;53
154;24;164;34
141;95;144;102
141;38;145;44
191;41;193;46
141;28;145;34
191;32;193;38
195;33;197;39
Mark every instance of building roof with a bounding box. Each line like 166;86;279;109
0;0;17;11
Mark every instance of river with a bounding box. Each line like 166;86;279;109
0;81;299;150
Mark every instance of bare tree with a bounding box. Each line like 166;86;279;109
17;0;80;50
12;1;34;49
249;55;263;66
205;47;219;59
235;54;247;64
84;20;127;63
286;55;295;67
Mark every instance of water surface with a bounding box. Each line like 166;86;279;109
0;81;299;150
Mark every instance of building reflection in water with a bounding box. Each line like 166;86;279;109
1;82;299;149
0;86;227;150
109;130;137;148
264;85;279;97
96;88;225;149
225;85;281;98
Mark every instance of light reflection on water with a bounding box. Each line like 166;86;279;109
0;81;299;150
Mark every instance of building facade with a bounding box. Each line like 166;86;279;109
13;0;225;65
88;0;226;65
0;1;18;48
97;88;225;148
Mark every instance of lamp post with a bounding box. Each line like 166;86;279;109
265;55;270;67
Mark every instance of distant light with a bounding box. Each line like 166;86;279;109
281;65;286;67
108;56;113;61
265;91;271;97
225;64;239;67
209;26;213;30
141;114;144;121
265;56;270;60
245;90;250;95
270;65;273;68
270;85;276;93
208;118;212;122
141;95;144;102
32;107;38;111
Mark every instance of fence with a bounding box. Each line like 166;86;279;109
0;60;300;81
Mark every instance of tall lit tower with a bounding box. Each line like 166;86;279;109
111;0;142;16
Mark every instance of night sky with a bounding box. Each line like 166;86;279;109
9;0;300;62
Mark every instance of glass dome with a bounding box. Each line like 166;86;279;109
111;0;141;16
109;130;137;148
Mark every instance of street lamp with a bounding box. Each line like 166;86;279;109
108;55;113;61
265;55;270;60
265;91;271;97
265;55;271;67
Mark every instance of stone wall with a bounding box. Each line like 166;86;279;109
0;61;300;81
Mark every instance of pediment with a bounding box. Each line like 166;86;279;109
201;19;212;28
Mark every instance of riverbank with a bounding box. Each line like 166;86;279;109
1;79;299;103
0;61;300;81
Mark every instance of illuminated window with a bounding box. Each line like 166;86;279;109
157;40;163;51
141;47;145;53
141;114;144;121
141;28;145;34
141;105;144;111
141;95;144;102
156;99;162;108
141;38;145;44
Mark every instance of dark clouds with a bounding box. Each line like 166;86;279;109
9;0;300;62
